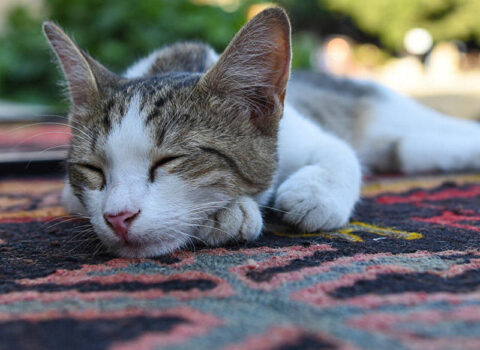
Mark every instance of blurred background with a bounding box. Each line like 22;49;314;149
2;0;480;119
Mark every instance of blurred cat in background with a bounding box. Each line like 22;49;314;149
43;7;480;257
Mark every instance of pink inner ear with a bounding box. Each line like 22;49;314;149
248;17;291;129
267;24;292;98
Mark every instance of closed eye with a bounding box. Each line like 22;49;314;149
72;163;106;190
149;156;183;182
77;163;104;174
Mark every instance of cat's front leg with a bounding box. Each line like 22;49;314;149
275;125;362;231
196;196;263;246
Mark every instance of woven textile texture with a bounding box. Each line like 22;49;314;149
1;173;480;350
0;124;70;155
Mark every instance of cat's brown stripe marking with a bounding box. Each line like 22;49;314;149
199;147;259;187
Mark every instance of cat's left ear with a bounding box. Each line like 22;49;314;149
201;7;291;132
43;22;117;117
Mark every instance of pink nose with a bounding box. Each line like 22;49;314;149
104;210;140;241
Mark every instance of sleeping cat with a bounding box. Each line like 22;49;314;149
43;8;480;257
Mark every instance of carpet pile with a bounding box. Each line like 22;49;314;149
1;173;480;349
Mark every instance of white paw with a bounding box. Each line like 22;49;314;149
196;196;263;246
274;165;359;231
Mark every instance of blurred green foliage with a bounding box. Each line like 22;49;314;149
0;0;321;106
0;0;249;105
2;0;480;106
323;0;480;51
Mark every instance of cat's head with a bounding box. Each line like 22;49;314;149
43;8;291;257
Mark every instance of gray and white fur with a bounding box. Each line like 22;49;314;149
43;8;480;257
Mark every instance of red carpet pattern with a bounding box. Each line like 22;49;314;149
0;124;70;165
1;174;480;350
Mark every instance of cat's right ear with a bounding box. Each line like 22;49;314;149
201;7;291;133
43;22;116;116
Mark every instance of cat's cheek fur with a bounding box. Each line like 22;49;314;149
61;181;87;215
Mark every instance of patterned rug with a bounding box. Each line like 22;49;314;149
0;123;70;170
1;173;480;350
